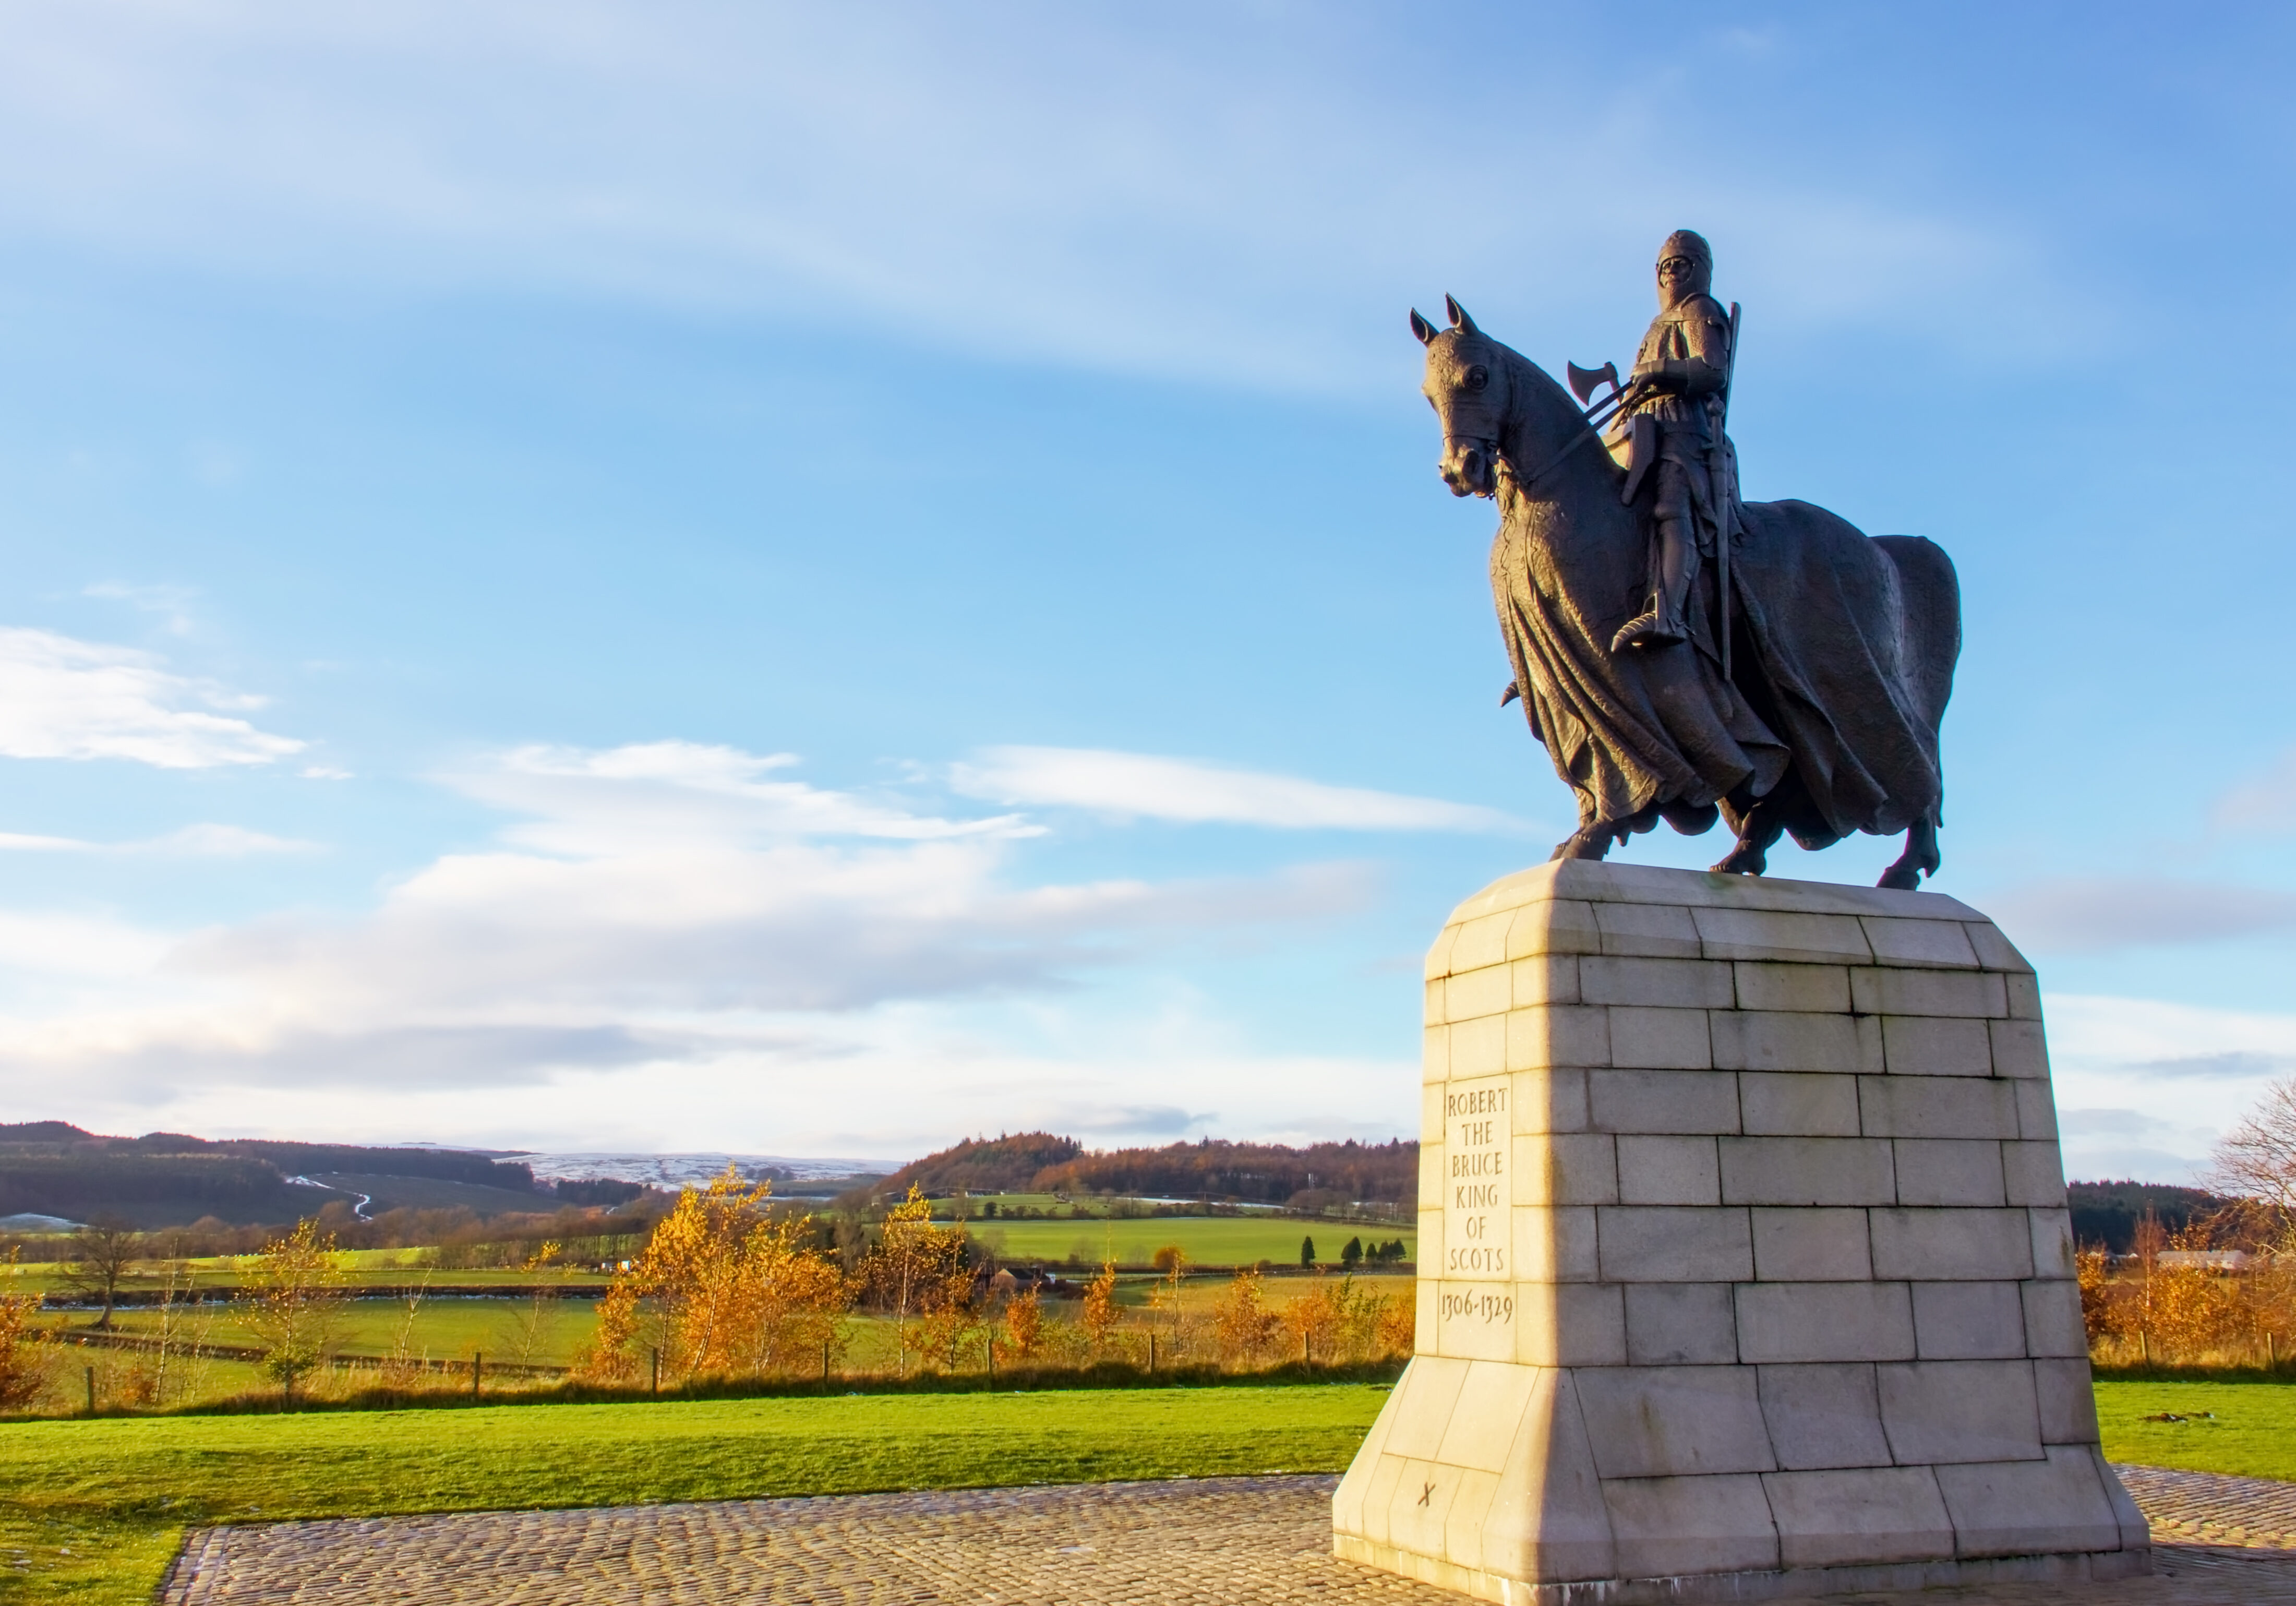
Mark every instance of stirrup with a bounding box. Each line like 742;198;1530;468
1611;609;1685;652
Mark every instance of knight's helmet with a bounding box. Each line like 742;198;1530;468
1656;230;1713;299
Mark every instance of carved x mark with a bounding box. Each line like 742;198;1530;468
1417;1480;1435;1507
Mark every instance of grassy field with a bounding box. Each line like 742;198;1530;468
0;1375;2291;1604
2095;1378;2296;1482
0;1383;1393;1605
50;1294;599;1370
26;1273;1409;1413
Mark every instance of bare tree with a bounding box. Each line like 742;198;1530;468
2204;1076;2296;1212
63;1217;142;1331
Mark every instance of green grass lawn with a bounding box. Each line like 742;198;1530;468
0;1383;1392;1605
2096;1378;2296;1482
1;1376;2292;1605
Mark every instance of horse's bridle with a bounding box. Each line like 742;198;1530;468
1451;408;1609;499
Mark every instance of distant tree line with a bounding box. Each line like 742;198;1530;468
2067;1181;2228;1254
879;1133;1418;1206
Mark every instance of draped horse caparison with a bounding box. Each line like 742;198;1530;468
1413;299;1960;890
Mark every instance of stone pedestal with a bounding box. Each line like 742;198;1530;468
1334;862;2149;1603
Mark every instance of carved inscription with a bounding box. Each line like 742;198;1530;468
1441;1075;1511;1345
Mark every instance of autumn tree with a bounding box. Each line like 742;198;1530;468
1284;1275;1345;1362
1211;1269;1279;1366
576;1168;850;1384
857;1186;968;1375
998;1286;1045;1363
2207;1077;2296;1214
0;1252;54;1410
237;1219;346;1399
1080;1262;1122;1350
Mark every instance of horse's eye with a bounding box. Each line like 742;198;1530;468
1463;365;1488;392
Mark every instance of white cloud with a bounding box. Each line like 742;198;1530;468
0;628;302;768
2045;992;2296;1183
461;741;1039;856
0;743;1380;1120
951;745;1518;833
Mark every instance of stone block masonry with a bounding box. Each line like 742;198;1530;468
1336;861;2149;1604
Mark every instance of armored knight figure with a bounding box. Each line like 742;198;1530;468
1610;230;1736;652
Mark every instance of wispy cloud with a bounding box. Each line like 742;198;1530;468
2214;747;2296;834
0;823;318;856
1986;874;2296;954
951;746;1518;833
84;581;200;637
461;741;1040;855
0;628;302;769
0;4;2051;392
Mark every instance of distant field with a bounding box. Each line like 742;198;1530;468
8;1261;604;1297
970;1216;1411;1268
45;1293;603;1371
0;1383;1393;1605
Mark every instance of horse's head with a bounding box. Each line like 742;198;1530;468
1412;295;1512;498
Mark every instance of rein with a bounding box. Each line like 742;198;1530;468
1499;420;1607;492
1473;376;1623;496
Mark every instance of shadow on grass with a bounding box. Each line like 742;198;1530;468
21;1356;1410;1421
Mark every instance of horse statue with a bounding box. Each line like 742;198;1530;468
1413;296;1960;890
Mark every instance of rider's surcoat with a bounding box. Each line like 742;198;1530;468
1627;291;1733;539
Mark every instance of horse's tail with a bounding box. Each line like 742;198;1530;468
1871;534;1961;820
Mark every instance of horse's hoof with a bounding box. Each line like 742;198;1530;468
1711;847;1765;876
1549;826;1616;863
1877;863;1922;891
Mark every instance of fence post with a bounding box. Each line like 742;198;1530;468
822;1339;830;1386
986;1332;994;1388
472;1352;482;1401
1148;1333;1156;1374
650;1347;659;1397
85;1366;94;1417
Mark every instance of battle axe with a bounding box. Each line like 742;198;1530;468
1567;361;1620;408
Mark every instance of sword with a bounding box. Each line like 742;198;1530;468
1713;302;1742;680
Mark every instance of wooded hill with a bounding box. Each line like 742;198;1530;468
0;1122;549;1228
877;1132;1417;1206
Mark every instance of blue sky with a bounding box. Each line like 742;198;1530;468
0;2;2288;1180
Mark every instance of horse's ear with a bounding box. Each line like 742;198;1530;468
1409;308;1436;345
1445;294;1478;334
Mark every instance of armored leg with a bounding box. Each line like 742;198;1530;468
1612;514;1698;651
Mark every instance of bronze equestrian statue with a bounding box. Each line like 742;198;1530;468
1412;231;1960;890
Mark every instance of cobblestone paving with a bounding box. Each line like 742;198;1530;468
160;1471;2296;1606
2119;1464;2296;1549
